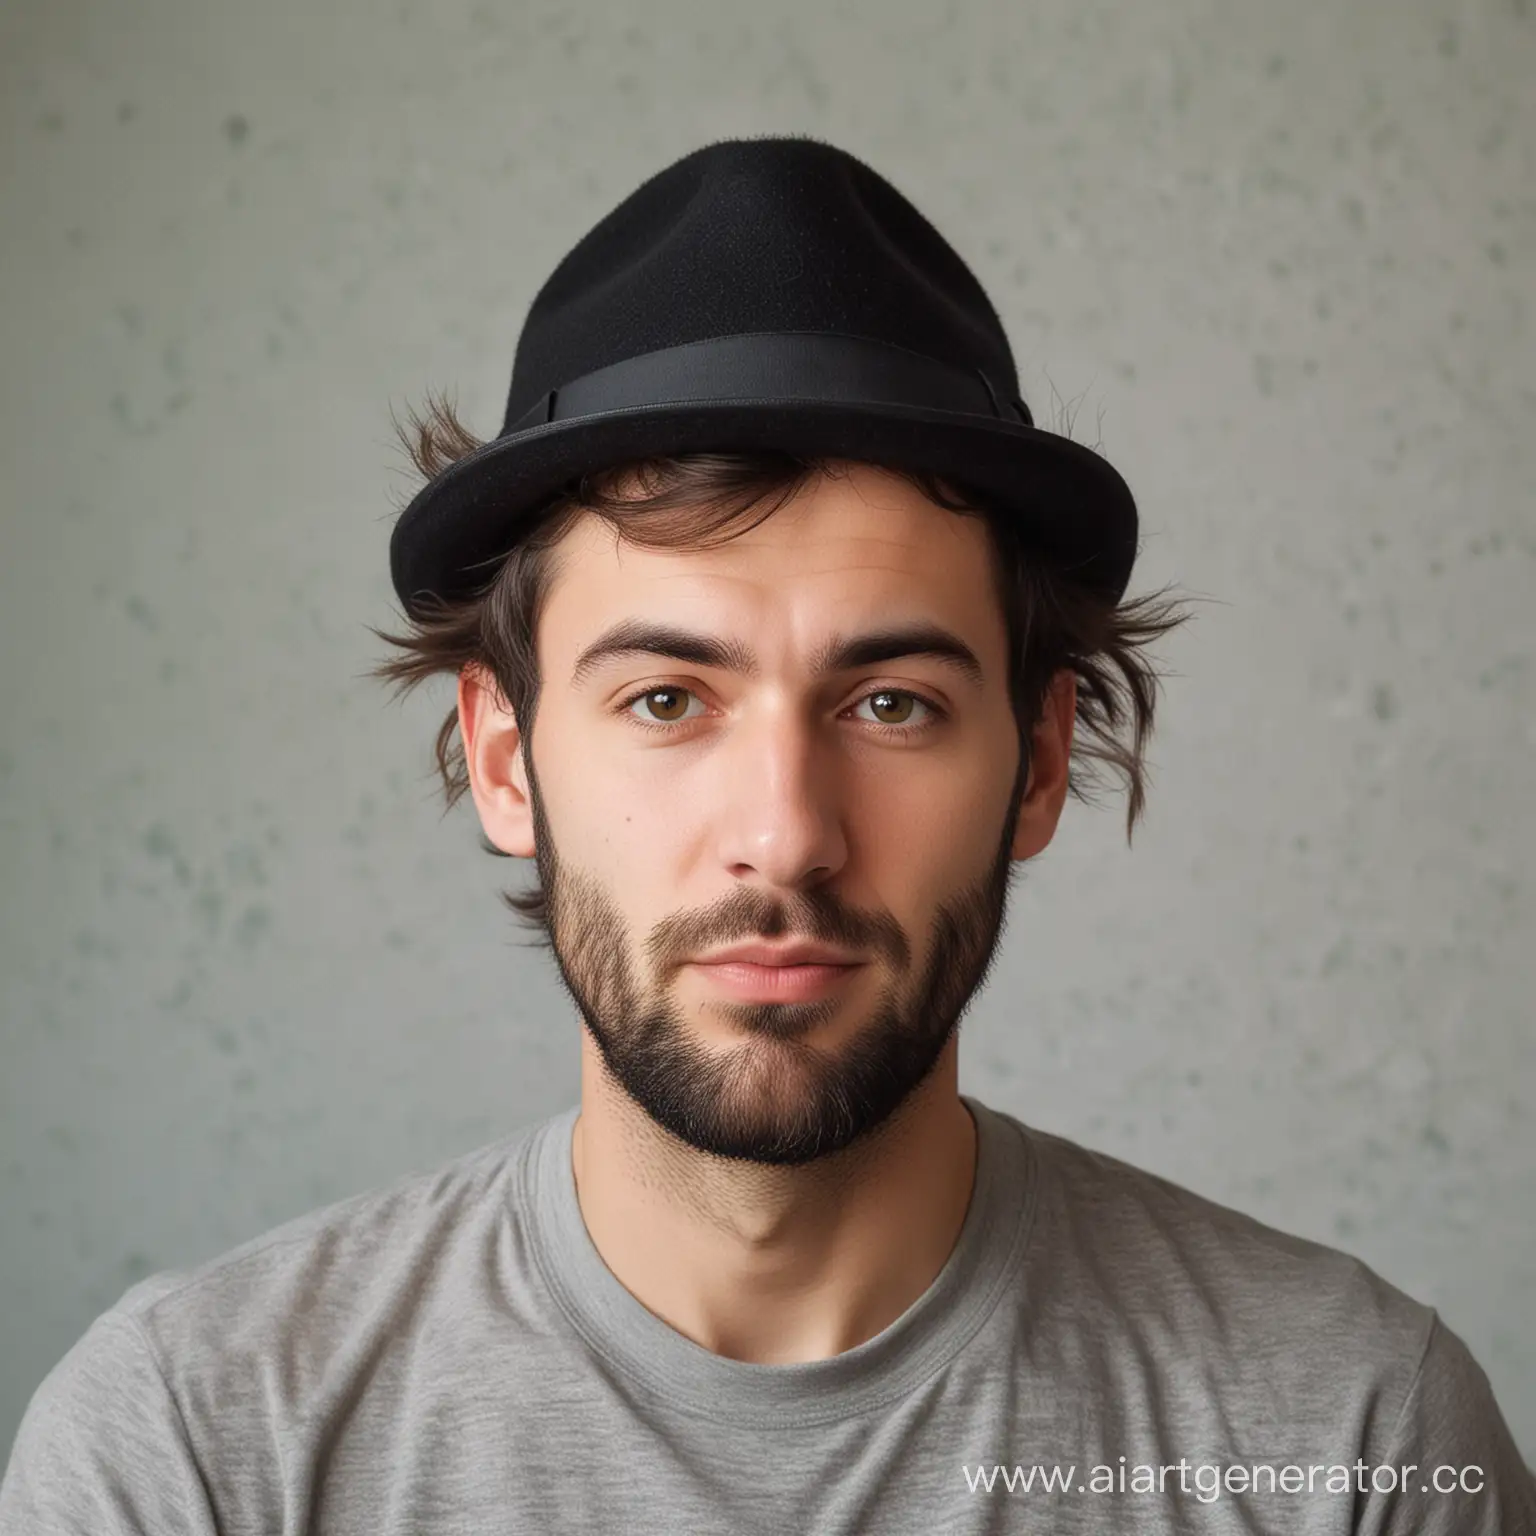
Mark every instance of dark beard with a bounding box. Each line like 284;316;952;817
523;736;1028;1167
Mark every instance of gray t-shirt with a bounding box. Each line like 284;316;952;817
2;1095;1531;1534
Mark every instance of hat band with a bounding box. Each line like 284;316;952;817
501;331;1033;436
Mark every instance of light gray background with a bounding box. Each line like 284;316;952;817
2;0;1532;1466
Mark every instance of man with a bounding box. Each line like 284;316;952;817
3;134;1531;1534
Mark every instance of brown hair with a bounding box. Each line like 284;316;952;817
366;388;1201;945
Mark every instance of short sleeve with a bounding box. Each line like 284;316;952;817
0;1310;219;1535
1356;1311;1536;1535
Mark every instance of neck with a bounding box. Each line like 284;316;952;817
569;1031;978;1364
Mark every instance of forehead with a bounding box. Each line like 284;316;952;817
538;463;1002;653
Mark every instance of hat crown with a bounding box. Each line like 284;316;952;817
504;135;1020;432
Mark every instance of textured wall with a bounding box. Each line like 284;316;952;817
2;0;1532;1462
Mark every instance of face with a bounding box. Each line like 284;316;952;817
463;461;1074;1166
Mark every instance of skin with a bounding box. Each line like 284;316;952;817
459;459;1076;1365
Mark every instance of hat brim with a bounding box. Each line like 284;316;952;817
388;398;1139;618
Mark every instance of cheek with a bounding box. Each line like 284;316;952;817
861;735;1014;830
872;780;1003;878
564;770;678;894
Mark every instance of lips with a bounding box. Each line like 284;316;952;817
689;954;864;1003
692;942;861;968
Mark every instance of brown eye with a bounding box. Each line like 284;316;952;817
865;690;916;724
632;687;694;723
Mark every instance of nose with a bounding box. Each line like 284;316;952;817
715;704;849;892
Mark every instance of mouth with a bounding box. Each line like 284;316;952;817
687;959;864;1003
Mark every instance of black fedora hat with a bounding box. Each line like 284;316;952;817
389;133;1139;619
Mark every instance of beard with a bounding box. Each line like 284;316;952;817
521;735;1029;1167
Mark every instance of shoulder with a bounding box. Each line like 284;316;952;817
12;1115;558;1457
991;1105;1440;1443
0;1306;220;1531
124;1112;546;1302
1;1115;562;1529
1015;1110;1433;1342
119;1112;562;1376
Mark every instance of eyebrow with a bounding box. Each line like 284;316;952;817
570;618;986;691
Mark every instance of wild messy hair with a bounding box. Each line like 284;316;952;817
366;388;1199;947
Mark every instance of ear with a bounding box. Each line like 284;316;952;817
1009;668;1077;861
458;663;537;858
